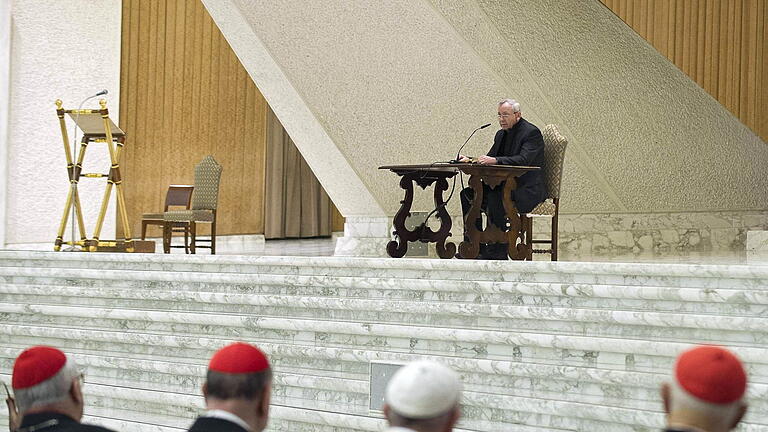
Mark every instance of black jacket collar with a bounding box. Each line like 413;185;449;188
19;412;78;431
188;417;250;432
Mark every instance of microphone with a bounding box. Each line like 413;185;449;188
450;123;492;163
81;90;108;104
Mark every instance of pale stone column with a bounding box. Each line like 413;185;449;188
0;0;10;247
333;216;392;257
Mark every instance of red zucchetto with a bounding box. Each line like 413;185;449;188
12;346;67;389
208;342;270;374
675;345;747;404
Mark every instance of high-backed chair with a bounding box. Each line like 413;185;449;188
141;185;194;253
163;156;222;254
522;124;568;261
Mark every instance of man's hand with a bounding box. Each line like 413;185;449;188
458;154;471;163
5;395;19;432
477;155;497;165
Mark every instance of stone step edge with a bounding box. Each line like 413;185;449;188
1;355;709;416
4;307;768;357
2;301;767;338
0;372;642;432
5;323;768;373
1;339;747;391
2;250;768;279
0;347;687;393
77;369;768;415
0;372;673;429
89;404;544;432
9;279;768;306
3;270;768;302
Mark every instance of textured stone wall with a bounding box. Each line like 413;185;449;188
205;0;766;221
5;1;121;246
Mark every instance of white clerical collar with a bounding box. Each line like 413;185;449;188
202;409;251;432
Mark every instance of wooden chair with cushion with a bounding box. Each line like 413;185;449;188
163;156;222;254
141;185;194;253
522;124;568;261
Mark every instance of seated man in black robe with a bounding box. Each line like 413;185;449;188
459;99;546;260
7;346;116;432
187;342;272;432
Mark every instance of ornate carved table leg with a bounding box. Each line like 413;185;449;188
458;175;484;259
431;176;456;259
387;173;417;258
501;176;529;260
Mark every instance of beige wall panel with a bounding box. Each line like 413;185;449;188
602;0;767;141
120;0;268;237
205;0;766;216
439;0;766;212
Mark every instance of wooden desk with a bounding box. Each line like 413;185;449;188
379;163;539;260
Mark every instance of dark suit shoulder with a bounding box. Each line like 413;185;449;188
64;424;117;432
187;417;249;432
19;413;116;432
518;118;542;135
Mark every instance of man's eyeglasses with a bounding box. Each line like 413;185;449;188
497;113;516;118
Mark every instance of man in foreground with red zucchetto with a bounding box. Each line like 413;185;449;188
187;342;272;432
662;345;748;432
6;345;115;432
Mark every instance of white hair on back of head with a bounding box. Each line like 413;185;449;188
668;377;742;423
499;99;521;112
14;359;80;413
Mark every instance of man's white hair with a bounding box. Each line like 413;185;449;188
14;359;80;413
499;99;521;112
668;377;743;424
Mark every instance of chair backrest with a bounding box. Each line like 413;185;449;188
191;156;223;210
541;124;568;199
164;185;194;211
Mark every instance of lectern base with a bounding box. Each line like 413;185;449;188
93;240;156;253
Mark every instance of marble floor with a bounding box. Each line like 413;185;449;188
7;237;768;265
217;237;768;266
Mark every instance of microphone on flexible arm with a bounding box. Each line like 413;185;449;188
421;122;493;229
80;90;108;106
449;123;492;163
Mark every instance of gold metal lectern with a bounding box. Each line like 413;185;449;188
53;99;138;252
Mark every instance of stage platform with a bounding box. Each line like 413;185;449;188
222;237;768;266
0;249;767;431
9;237;768;266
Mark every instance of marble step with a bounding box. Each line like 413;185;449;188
2;326;768;425
2;336;767;432
3;266;768;317
2;251;768;289
1;353;668;418
0;303;767;367
0;288;768;346
2;252;768;431
2;365;766;432
2;321;768;417
0;345;680;404
88;405;389;432
5;281;768;319
0;367;670;432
